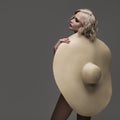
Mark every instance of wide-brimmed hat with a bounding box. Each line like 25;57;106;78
53;35;112;116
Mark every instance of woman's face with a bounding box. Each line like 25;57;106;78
69;12;83;32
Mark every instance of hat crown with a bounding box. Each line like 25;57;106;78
82;62;101;85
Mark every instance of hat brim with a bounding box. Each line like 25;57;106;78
53;38;112;116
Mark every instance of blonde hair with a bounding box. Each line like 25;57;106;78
74;9;98;42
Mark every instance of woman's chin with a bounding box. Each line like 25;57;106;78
69;26;73;30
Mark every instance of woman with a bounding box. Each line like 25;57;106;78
51;9;98;120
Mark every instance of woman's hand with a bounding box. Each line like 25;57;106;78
54;38;70;53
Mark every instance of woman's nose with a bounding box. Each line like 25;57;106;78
70;19;74;23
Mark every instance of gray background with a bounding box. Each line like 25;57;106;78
0;0;119;119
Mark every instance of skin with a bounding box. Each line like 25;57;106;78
69;12;83;32
52;11;91;120
54;12;84;51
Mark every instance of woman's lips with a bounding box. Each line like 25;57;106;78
69;23;72;27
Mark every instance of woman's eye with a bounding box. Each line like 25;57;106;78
75;18;79;22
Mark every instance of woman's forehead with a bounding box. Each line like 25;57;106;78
75;12;85;21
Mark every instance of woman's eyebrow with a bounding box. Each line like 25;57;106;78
70;15;79;20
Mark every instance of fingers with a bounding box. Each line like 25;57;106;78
60;38;70;44
54;38;70;53
65;39;70;44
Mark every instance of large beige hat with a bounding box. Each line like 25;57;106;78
53;34;112;116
